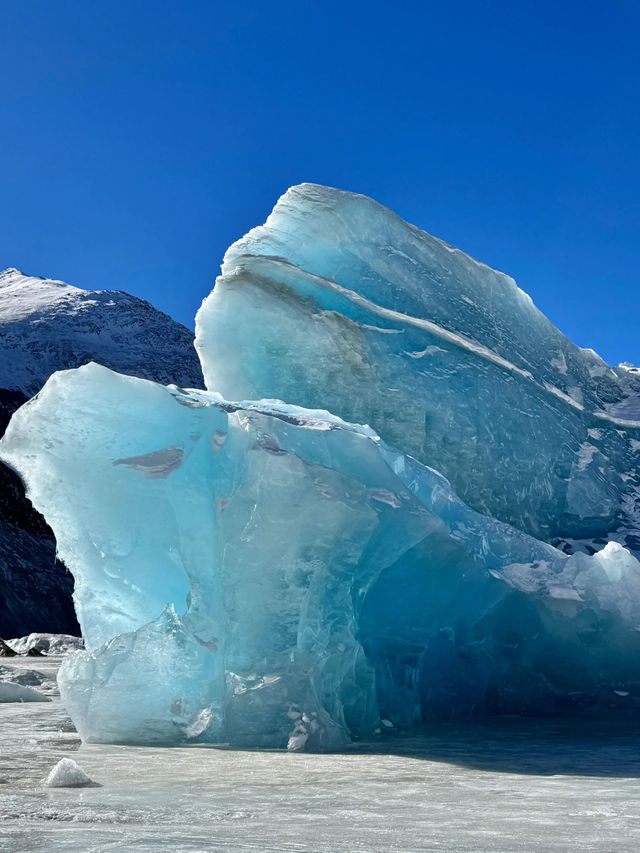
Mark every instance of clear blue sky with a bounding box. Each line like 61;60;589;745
2;0;639;365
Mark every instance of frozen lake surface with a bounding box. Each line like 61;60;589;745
2;657;640;852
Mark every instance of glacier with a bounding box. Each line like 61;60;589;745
2;184;640;749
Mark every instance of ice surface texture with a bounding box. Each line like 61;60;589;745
2;184;640;748
196;185;640;546
3;364;640;746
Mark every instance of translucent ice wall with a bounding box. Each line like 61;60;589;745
196;184;640;545
3;363;640;746
2;184;640;748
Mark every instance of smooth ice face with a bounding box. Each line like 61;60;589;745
196;184;640;545
3;363;640;747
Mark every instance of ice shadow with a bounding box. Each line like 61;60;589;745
335;717;640;778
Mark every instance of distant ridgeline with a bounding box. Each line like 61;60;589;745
0;268;203;638
2;186;640;749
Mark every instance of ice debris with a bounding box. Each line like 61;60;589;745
0;682;50;703
1;184;640;750
45;758;96;788
0;639;17;657
7;633;84;656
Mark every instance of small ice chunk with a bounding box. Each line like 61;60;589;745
287;732;308;751
45;758;96;788
0;682;51;703
7;633;84;656
183;707;213;739
287;724;308;751
548;585;583;601
0;639;17;657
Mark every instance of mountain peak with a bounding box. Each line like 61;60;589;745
0;269;203;395
0;270;87;325
0;267;24;284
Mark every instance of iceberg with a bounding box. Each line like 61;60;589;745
196;184;640;546
2;184;640;748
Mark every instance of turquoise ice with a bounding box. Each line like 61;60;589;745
197;184;640;545
2;185;640;747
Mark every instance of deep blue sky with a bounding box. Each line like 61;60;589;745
2;1;639;365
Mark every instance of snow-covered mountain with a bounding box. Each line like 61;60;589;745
0;268;203;394
0;268;204;638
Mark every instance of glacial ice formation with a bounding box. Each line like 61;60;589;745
2;184;640;748
196;185;640;546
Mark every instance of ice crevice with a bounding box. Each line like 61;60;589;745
2;183;640;749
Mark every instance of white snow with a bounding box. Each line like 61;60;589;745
0;267;202;395
0;268;85;323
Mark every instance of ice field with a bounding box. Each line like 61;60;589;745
2;655;640;852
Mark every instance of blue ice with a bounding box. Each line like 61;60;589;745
2;185;640;748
